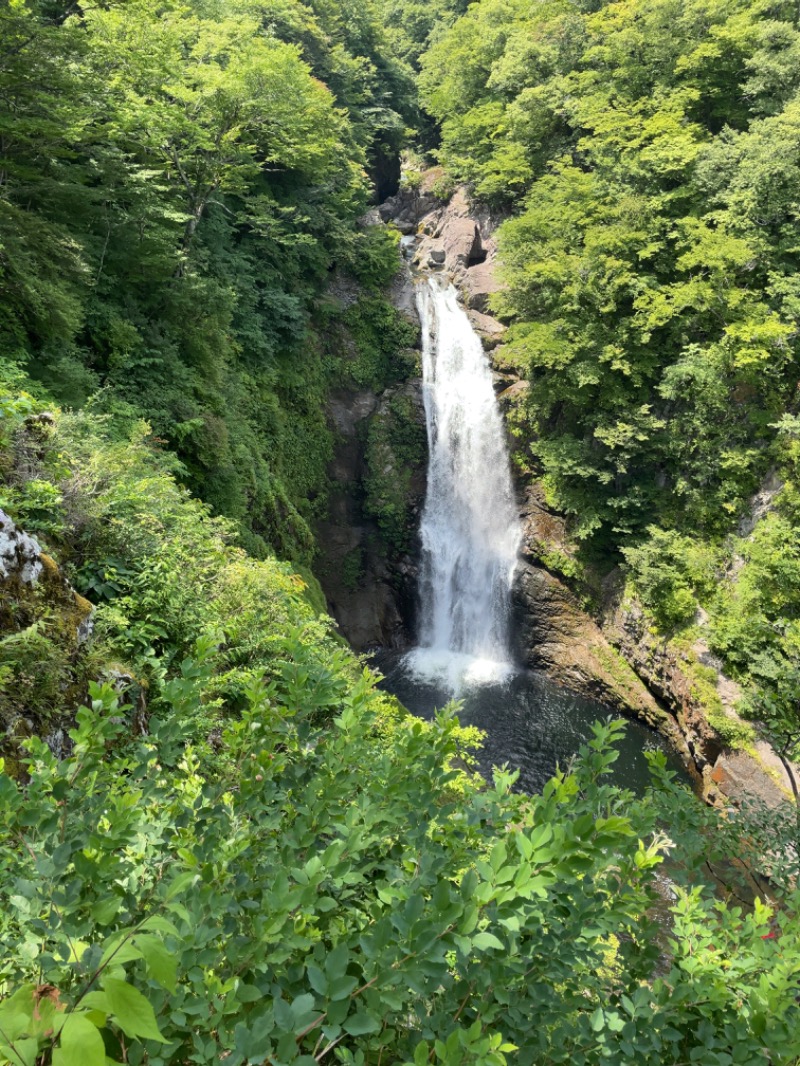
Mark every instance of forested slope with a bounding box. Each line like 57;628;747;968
1;0;414;560
417;0;800;764
2;389;800;1064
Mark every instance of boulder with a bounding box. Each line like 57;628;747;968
498;380;529;403
0;509;43;585
467;309;505;349
442;216;481;269
461;260;501;314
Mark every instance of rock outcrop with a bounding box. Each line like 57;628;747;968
316;377;426;651
0;509;43;584
314;264;426;651
602;592;722;781
407;186;507;318
1;509;95;765
510;491;690;758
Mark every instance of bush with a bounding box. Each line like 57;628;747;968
623;528;719;631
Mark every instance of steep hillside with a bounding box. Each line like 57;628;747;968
2;1;800;1062
0;0;414;560
414;0;800;790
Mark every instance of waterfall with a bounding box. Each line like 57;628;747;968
405;276;521;692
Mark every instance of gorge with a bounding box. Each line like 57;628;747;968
1;0;799;1060
374;260;682;792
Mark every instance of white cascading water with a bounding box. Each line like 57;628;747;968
404;276;521;692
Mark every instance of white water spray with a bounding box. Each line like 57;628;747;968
404;276;521;692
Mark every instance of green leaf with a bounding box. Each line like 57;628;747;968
100;935;142;967
590;1007;605;1032
80;993;110;1015
1;1037;38;1066
306;964;327;996
291;994;315;1022
135;934;177;992
90;897;121;925
101;978;166;1042
343;1012;381;1036
471;931;504;951
236;984;262;1004
139;916;179;937
324;944;349;981
54;1013;106;1066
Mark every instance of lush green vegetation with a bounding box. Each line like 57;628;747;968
3;382;798;1065
421;0;800;549
0;0;415;561
3;0;800;1060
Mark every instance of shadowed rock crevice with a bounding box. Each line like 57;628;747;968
314;264;427;652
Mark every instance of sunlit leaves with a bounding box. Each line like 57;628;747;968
421;0;800;556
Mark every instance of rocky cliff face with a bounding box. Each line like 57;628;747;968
0;507;94;765
313;266;426;652
509;488;686;747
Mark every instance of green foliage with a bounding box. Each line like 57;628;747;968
343;226;406;292
419;0;800;559
707;421;800;758
341;547;366;590
334;297;419;393
0;384;340;748
0;0;414;561
1;387;800;1064
623;528;719;631
3;686;800;1064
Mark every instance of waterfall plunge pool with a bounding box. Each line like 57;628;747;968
376;654;686;797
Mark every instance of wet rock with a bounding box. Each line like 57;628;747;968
467;309;505;349
604;594;721;765
389;263;421;332
400;235;418;260
378;199;397;222
315;294;426;652
0;509;43;584
492;369;519;393
327;390;379;435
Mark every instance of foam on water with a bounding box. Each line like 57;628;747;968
403;647;516;694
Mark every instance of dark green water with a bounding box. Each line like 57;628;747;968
376;654;686;796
